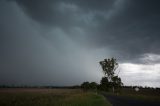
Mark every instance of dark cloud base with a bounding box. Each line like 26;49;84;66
13;0;160;62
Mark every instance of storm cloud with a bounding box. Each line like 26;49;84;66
14;0;160;61
1;0;160;87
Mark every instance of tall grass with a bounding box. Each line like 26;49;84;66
0;88;112;106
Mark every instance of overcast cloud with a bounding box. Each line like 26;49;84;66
0;0;160;87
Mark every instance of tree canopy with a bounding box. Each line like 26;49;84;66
99;58;118;80
99;57;123;92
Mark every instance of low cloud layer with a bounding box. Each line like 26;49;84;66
1;0;160;87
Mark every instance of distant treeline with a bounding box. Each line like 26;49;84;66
0;85;80;89
0;84;159;90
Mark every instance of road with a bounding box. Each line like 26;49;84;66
102;93;160;106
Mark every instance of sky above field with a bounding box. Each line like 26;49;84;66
1;0;160;87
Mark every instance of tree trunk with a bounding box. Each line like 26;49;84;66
112;86;114;93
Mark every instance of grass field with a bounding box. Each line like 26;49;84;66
103;87;160;102
0;88;112;106
121;88;160;102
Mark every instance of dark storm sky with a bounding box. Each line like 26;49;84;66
0;0;160;87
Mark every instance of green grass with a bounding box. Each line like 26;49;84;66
0;88;112;106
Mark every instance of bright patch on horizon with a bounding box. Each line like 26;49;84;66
119;63;160;87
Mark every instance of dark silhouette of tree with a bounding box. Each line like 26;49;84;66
100;77;110;91
99;57;123;93
90;82;97;90
99;58;118;80
81;82;90;92
81;82;98;92
90;82;98;93
112;76;123;92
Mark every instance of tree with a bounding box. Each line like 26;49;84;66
99;57;122;93
90;82;97;90
99;58;118;80
112;76;123;92
81;82;90;92
112;76;123;87
100;77;110;91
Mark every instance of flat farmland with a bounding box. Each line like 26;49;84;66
0;88;111;106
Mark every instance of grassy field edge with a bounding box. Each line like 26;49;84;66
0;88;112;106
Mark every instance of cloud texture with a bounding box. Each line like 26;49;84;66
1;0;160;87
